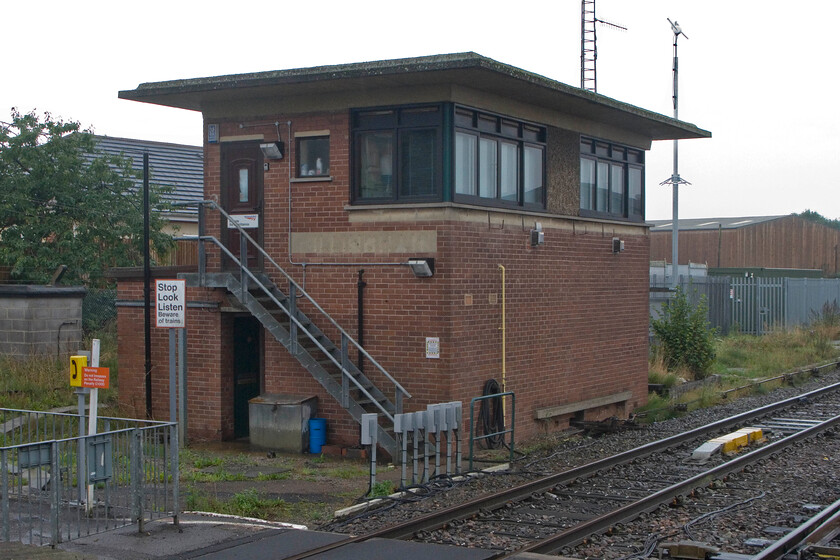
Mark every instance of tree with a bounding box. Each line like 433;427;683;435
0;109;174;286
798;209;840;231
651;287;717;378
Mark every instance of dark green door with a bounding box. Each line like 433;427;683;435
233;316;261;438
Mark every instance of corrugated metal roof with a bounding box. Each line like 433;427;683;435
648;215;790;232
90;136;203;222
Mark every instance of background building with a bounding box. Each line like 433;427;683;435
649;215;840;277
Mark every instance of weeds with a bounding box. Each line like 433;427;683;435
368;481;395;498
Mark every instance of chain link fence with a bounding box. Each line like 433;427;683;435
82;288;117;336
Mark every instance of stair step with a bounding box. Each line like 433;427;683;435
225;271;401;456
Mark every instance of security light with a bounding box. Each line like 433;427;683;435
260;141;284;159
408;258;435;278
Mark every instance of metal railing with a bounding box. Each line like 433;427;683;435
1;408;178;546
185;200;411;421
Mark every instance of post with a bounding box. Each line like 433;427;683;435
340;334;349;408
2;448;9;542
170;427;180;528
131;429;143;532
197;202;206;286
178;328;188;446
357;269;366;373
86;339;101;512
144;152;152;418
50;441;60;546
169;329;176;424
661;19;691;289
239;233;248;299
289;284;298;355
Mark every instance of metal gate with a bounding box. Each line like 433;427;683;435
1;409;179;547
730;277;785;335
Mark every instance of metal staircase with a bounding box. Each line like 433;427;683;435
181;201;410;456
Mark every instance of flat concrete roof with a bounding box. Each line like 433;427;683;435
119;52;710;142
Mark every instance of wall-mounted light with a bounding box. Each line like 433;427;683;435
260;141;284;159
530;222;544;247
408;258;435;278
612;237;625;253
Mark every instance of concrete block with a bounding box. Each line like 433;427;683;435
691;441;723;462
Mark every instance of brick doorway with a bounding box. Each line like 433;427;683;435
233;316;262;438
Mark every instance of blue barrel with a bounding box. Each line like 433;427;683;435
308;418;327;453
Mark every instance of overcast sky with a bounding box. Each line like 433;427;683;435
4;1;838;220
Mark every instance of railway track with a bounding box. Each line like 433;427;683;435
305;373;840;559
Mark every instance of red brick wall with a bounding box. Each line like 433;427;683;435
117;281;230;440
117;110;649;448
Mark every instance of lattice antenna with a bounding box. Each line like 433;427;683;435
581;0;627;92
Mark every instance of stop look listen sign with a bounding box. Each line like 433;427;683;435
156;279;186;328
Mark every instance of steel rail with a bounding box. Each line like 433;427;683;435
748;497;840;560
365;378;840;541
281;379;840;559
505;411;840;557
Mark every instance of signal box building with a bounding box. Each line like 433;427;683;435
115;53;709;454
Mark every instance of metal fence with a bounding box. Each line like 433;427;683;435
1;408;178;547
650;276;733;334
651;276;840;335
786;278;840;327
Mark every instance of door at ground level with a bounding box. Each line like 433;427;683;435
233;316;262;438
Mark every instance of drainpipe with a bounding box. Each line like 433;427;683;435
498;264;507;420
357;269;366;373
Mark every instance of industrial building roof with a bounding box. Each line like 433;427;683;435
91;136;203;222
648;215;790;232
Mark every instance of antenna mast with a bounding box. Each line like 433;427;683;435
659;18;691;288
580;0;627;92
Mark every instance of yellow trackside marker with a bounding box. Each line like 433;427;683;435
692;427;764;461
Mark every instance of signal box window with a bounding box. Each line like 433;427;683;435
296;135;330;177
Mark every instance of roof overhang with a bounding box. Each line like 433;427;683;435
119;52;710;143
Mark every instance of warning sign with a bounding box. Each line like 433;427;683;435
156;279;186;328
81;367;110;389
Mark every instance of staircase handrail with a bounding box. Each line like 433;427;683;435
177;200;412;410
206;238;398;419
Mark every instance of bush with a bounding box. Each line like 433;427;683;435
651;287;717;379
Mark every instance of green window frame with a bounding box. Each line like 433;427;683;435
453;106;546;210
580;137;644;222
352;105;442;203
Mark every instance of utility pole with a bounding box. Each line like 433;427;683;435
660;18;691;288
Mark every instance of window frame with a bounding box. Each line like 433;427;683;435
579;137;645;222
453;105;546;210
351;104;443;204
295;132;330;179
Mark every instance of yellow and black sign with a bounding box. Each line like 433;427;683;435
70;355;87;387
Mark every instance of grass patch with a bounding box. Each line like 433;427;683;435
368;481;395;498
0;325;119;412
326;465;367;479
644;323;840;422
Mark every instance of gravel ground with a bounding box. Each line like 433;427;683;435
320;366;840;537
